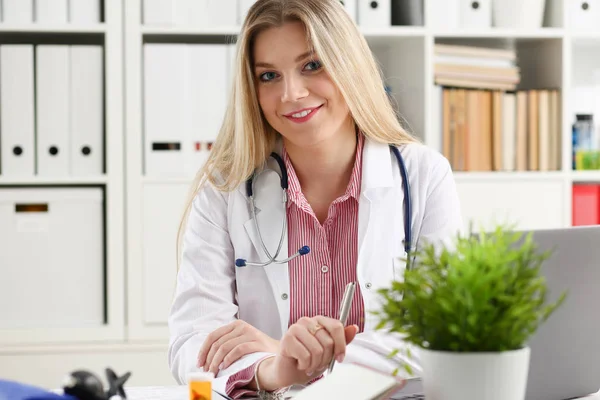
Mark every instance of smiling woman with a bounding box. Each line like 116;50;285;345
168;0;463;399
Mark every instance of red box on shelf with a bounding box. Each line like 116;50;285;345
572;184;600;226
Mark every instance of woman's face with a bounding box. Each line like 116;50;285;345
252;21;353;149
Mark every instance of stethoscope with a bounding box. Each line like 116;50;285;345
235;144;412;269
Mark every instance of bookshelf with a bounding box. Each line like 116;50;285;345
0;0;126;340
3;0;600;390
0;0;134;388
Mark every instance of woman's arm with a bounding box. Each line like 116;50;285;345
167;181;274;391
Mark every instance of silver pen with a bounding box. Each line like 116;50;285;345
327;281;356;374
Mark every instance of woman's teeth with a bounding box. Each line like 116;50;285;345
292;109;312;118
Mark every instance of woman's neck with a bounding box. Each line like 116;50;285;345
284;122;358;203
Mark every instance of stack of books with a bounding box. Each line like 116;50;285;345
434;44;521;91
432;87;562;172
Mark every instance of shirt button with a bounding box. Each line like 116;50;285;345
281;293;288;300
365;282;372;289
321;265;329;273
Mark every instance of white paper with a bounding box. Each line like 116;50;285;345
290;363;402;400
107;385;230;400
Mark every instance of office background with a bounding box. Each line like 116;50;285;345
0;0;599;389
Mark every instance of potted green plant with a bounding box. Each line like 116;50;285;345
375;224;566;400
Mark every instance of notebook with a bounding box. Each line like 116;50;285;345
290;363;405;400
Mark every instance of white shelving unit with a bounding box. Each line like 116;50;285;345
0;0;126;343
0;0;143;389
4;0;600;390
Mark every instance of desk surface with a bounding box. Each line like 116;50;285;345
124;385;600;400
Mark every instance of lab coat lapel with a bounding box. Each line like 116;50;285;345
242;155;290;337
357;139;396;276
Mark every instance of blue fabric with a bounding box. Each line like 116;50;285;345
0;379;77;400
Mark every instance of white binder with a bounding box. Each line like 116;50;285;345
69;0;101;24
143;44;187;177
459;0;491;29
429;0;460;31
340;0;358;22
143;0;176;25
569;0;600;31
34;0;68;23
70;45;104;176
187;44;228;176
172;0;191;25
36;45;70;177
2;0;33;23
189;0;237;28
0;45;35;177
238;0;256;25
358;0;391;27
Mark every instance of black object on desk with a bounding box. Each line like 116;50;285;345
62;368;131;400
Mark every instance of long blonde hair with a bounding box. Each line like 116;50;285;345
176;0;419;265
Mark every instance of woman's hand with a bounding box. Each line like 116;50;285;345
256;316;359;391
197;320;280;375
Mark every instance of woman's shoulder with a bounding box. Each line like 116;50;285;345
399;142;453;177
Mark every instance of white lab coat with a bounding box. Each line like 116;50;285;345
168;137;463;393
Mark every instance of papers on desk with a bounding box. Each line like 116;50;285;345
289;363;405;400
124;385;230;400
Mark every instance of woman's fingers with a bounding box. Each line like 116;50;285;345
222;341;261;370
207;334;248;374
197;322;239;368
345;324;359;344
313;316;347;362
313;329;335;371
293;323;327;374
283;334;313;371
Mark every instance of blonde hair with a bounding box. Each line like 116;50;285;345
176;0;419;264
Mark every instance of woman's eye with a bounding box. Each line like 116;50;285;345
304;60;322;71
259;71;278;81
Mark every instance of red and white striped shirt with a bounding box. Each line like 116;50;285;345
225;134;365;398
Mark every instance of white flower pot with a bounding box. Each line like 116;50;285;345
419;347;531;400
492;0;546;29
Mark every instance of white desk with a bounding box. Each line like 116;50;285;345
124;385;600;400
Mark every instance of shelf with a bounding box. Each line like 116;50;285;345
142;177;194;185
571;171;600;182
570;32;600;40
0;176;108;186
142;25;240;36
0;341;166;355
141;25;426;38
0;24;106;34
434;28;564;39
362;26;426;38
453;171;566;182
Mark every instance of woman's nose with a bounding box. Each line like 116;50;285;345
281;75;308;103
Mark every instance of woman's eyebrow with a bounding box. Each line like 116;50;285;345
254;51;315;69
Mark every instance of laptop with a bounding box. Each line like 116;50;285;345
391;225;600;400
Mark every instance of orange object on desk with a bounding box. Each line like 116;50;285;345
188;372;214;400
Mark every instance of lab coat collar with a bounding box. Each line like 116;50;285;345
237;135;395;201
361;137;395;194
